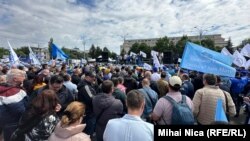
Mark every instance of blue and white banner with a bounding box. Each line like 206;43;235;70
28;45;41;66
52;43;69;60
7;41;19;66
180;42;236;77
140;51;147;58
240;44;250;57
233;50;246;67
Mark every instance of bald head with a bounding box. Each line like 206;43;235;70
142;78;150;87
144;71;152;79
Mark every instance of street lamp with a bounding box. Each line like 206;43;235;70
82;41;86;59
194;26;214;44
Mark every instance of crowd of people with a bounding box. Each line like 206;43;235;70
0;62;249;141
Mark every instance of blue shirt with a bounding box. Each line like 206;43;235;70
103;114;153;141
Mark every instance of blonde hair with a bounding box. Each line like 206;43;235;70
61;101;85;127
6;69;26;82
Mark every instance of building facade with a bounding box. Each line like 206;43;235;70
121;34;227;53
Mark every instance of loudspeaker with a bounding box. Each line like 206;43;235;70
102;52;109;62
163;51;173;64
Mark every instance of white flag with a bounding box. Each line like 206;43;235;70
240;44;250;57
151;50;159;56
139;51;147;58
245;60;250;70
28;45;41;66
143;63;152;70
221;47;233;58
7;41;19;66
233;50;246;67
152;53;161;68
130;52;137;56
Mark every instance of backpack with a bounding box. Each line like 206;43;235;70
164;95;194;125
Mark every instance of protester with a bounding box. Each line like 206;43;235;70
49;101;91;141
103;90;153;141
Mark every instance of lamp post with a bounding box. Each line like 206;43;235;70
82;41;86;59
194;26;214;45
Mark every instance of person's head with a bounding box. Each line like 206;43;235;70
168;76;182;92
31;89;59;115
142;78;150;87
0;75;6;84
102;80;114;94
33;74;45;85
161;72;167;79
61;101;85;127
126;90;145;115
6;69;26;87
203;74;217;86
112;77;119;87
49;75;64;92
41;69;50;76
118;77;124;84
144;71;152;79
63;74;71;82
84;71;96;83
42;64;48;69
181;74;189;81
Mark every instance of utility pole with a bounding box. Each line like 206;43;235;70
194;26;214;45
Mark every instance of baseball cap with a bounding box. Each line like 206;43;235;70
169;76;182;87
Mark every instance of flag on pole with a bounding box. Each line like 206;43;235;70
221;47;233;58
180;42;236;77
215;99;228;123
151;50;159;56
152;52;161;68
240;44;250;57
52;43;69;60
139;51;147;58
130;52;137;56
143;63;152;70
7;41;19;66
245;60;250;70
232;50;246;67
28;45;41;66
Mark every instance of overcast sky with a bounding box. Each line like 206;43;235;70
0;0;249;54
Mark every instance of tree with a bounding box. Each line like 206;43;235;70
88;44;96;58
238;38;250;48
0;48;9;58
201;38;215;50
139;43;151;58
95;46;102;58
129;43;140;54
225;37;234;54
175;35;190;56
153;36;170;52
111;52;117;59
103;47;111;57
120;48;126;56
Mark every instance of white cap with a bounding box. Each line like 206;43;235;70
169;76;182;87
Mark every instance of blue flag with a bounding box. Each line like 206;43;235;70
180;42;236;77
215;99;228;123
51;43;69;60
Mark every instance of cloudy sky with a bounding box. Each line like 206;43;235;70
0;0;249;54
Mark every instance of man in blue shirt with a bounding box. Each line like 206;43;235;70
103;90;153;141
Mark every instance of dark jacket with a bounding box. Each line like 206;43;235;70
180;80;195;99
112;88;127;113
71;74;81;85
0;84;28;141
0;84;28;124
77;79;97;116
92;93;123;141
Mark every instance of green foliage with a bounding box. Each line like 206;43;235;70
0;48;9;58
238;38;250;48
110;52;117;59
62;47;85;59
175;35;190;56
95;47;102;58
225;37;234;54
128;43;151;58
153;36;170;52
120;48;126;56
88;44;96;58
201;38;215;50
